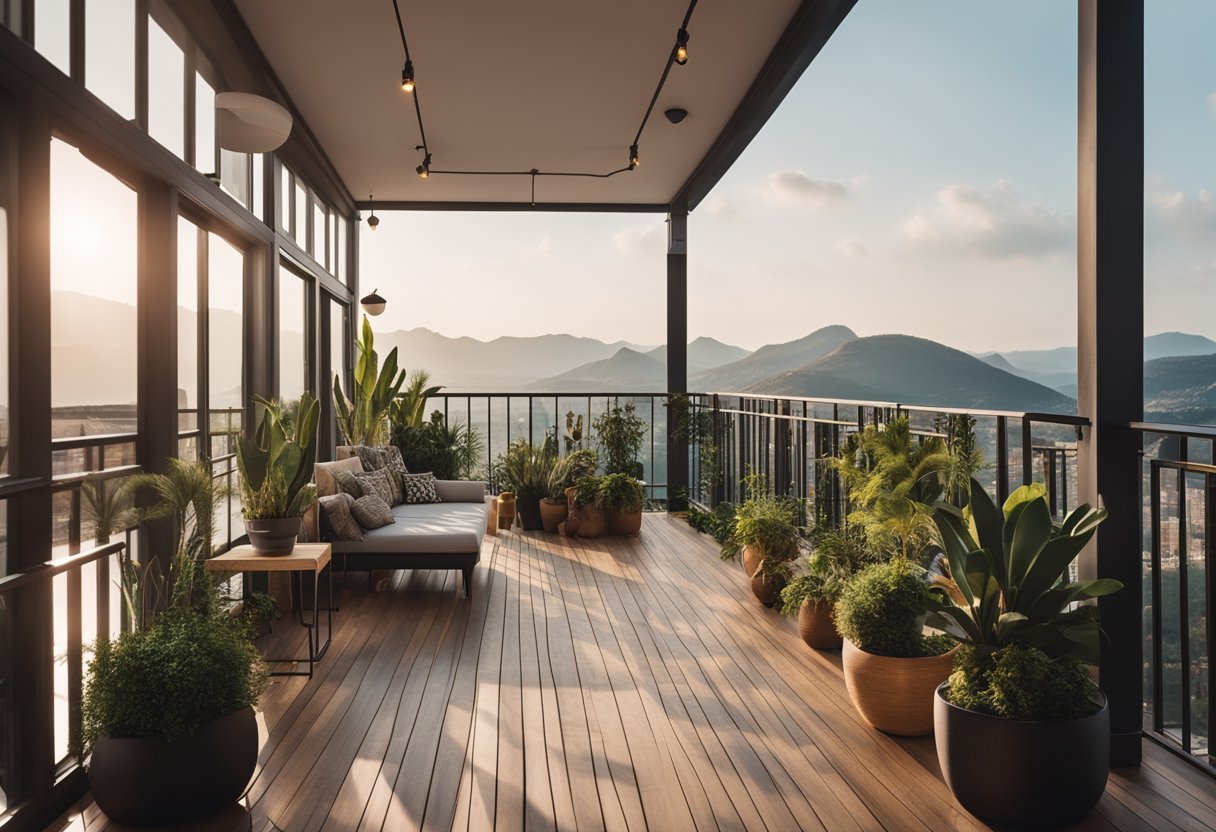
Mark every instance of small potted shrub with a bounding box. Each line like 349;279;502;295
721;474;803;605
237;394;320;554
834;559;955;735
780;525;878;649
565;475;605;538
543;449;598;533
494;437;558;531
929;480;1119;824
600;472;645;535
593;399;647;478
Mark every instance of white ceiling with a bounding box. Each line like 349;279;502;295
234;0;801;205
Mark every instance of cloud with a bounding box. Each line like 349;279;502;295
613;224;665;255
1150;186;1216;239
836;238;870;256
901;180;1072;258
764;170;850;206
514;235;553;260
703;193;747;223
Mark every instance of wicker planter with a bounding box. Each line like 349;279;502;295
89;706;258;827
564;487;605;538
245;517;301;555
842;639;957;736
798;599;842;650
540;498;568;533
606;507;642;536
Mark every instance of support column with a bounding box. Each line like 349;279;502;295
666;209;688;510
1076;0;1143;769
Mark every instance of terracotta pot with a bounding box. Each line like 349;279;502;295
841;639;957;736
741;545;763;578
750;573;787;607
798;599;842;650
540;498;568;533
606;507;642;536
90;706;258;827
496;493;516;530
245;517;301;555
935;685;1110;824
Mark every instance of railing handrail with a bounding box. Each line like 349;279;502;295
0;540;125;596
431;392;672;399
51;464;142;491
1129;420;1216;438
50;431;140;451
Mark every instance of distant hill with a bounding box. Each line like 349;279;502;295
528;347;666;392
1144;353;1216;422
691;325;857;392
744;335;1076;413
647;337;752;375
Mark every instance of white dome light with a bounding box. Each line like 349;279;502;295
216;92;293;153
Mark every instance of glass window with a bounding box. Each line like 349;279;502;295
335;213;345;281
194;72;216;174
177;217;199;434
280;166;291;232
278;266;307;401
147;16;184;158
50;139;138;439
252;153;264;220
3;0;23;35
85;0;135;119
220;148;249;208
329;208;338;275
293;180;306;245
0;205;8;479
208;233;242;548
34;0;71;74
313;199;325;263
329;300;346;388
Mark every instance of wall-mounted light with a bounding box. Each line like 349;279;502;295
367;194;380;230
401;59;415;93
629;144;640;169
361;288;387;316
674;28;689;65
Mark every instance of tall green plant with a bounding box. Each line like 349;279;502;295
494;436;559;501
82;478;136;544
392;410;484;480
333;316;407;446
236;394;319;520
593;399;647;476
391;369;444;429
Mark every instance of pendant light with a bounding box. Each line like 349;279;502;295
361;288;387;316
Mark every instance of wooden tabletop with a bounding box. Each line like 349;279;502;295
206;542;331;574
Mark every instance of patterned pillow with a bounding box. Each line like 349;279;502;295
401;472;440;504
354;467;398;505
319;493;363;541
351;495;395;529
355;445;409;477
331;470;363;499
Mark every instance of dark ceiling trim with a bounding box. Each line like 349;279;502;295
672;0;857;212
356;201;670;214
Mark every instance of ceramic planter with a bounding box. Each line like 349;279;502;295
934;685;1110;824
515;493;544;530
841;639;957;736
606;507;642;536
750;573;787;607
245;517;301;555
496;493;516;530
798;599;842;649
741;545;763;579
540;498;568;533
89;706;258;827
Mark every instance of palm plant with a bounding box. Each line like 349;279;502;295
390;369;443;430
82;478;136;544
334;316;407;446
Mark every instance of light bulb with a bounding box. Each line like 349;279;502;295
675;29;689;65
368;213;379;230
629;145;640;169
417;164;429;179
401;60;415;92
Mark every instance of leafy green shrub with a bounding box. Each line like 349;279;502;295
572;476;602;508
593;400;647;476
547;449;599;500
779;574;825;618
708;501;736;544
721;473;802;563
78;610;268;756
780;525;883;618
493;436;559;501
393;411;484;480
834;560;951;658
947;644;1101;721
598;473;644;512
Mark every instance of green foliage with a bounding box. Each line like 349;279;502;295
779;525;881;616
77;609;268;757
390;369;444;429
237;394;319;520
82;477;136;544
564;410;588;453
241;591;279;630
547;449;600;500
947;644;1101;721
572;476;602;508
832;416;952;564
687;503;736;543
935;413;986;507
392;411;485;480
929;479;1118;667
720;471;803;564
598;473;644;512
593;399;647;476
779;574;824;618
834;560;951;658
334;316;408;446
494;436;559;501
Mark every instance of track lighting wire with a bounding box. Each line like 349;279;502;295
387;0;696;194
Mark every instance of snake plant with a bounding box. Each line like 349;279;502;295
333;316;407;446
237;394;319;520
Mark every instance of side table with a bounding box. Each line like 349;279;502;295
206;543;334;678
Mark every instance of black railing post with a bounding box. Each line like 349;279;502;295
773;399;791;497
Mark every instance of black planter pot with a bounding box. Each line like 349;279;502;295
90;706;259;827
515;493;544;530
934;684;1110;825
245;517;301;554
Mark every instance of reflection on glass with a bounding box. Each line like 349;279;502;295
335;212;345;281
34;0;70;74
294;181;306;245
279;267;307;402
147;16;184;158
208;233;243;411
329;300;346;388
252;153;264;220
313;201;325;264
220;148;249;208
178;217;199;433
194;73;215;174
50;139;138;439
85;0;135;118
280;166;291;232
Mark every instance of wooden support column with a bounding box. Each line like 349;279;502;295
1077;0;1143;769
666;209;688;511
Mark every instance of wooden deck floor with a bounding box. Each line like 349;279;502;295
54;515;1216;832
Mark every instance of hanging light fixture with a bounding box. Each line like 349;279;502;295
674;28;689;65
360;288;387;316
416;152;432;179
366;194;380;230
401;59;415;92
629;144;640;169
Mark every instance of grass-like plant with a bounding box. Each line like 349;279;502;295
547;449;599;500
494;436;559;502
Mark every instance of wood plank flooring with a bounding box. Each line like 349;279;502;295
51;516;1216;831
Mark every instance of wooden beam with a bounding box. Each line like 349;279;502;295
354;200;669;214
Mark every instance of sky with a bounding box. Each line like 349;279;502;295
357;0;1216;353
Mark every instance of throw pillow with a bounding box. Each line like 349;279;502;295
355;445;409;477
319;493;362;541
354;467;398;506
351;495;395;529
401;471;440;504
331;470;363;500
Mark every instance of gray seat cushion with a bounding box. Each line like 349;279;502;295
331;500;488;555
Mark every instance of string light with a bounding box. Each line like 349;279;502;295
416;153;432;178
401;59;415;92
675;28;689;65
629;144;640;169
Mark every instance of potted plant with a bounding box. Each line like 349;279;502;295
721;474;803;606
333;315;407;446
565;475;605;538
780;525;878;649
237;394;320;554
493;436;558;531
834;559;956;735
599;472;645;535
593;399;647;478
543;449;598;533
928;480;1119;824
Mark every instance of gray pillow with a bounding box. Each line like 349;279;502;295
319;493;362;541
351;495;395;529
401;472;440;504
354;467;399;506
331;470;363;499
355;445;408;477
